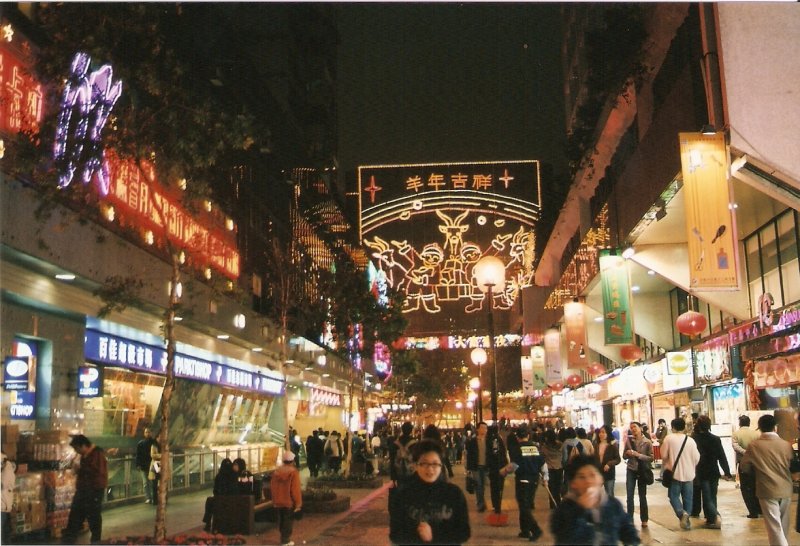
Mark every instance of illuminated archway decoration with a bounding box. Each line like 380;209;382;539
54;52;123;195
359;161;541;329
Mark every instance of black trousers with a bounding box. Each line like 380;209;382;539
307;457;320;477
63;488;104;544
739;470;761;517
488;470;505;514
515;480;541;536
548;469;563;508
2;511;11;544
276;507;294;544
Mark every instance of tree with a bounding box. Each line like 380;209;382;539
7;5;257;540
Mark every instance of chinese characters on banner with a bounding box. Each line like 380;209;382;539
599;250;634;345
529;345;547;390
520;356;535;396
0;45;44;135
564;300;587;367
678;132;740;290
358;161;541;333
543;328;563;385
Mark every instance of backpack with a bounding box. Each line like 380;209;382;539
567;440;584;463
393;438;417;479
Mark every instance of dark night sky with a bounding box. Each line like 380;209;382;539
336;3;567;176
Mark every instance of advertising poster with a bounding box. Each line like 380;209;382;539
3;356;30;391
678;132;739;289
662;350;694;392
599;250;634;345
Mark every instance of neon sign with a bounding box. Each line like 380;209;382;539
0;44;44;135
359;162;540;329
54;52;122;195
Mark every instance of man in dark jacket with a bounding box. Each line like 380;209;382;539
511;428;548;542
692;415;733;529
389;421;417;487
305;431;324;478
466;422;508;514
63;435;108;544
135;427;156;503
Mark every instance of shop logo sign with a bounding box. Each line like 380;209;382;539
9;391;35;420
77;366;102;398
3;356;30;391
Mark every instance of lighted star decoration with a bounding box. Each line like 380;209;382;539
1;24;13;43
363;175;382;204
499;168;514;189
53;52;123;195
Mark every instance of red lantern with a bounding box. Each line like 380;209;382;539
620;345;643;363
550;382;564;392
588;362;605;375
566;373;582;387
676;310;707;337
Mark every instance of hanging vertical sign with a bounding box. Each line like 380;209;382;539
530;345;546;389
679;132;739;290
543;328;563;384
564;300;587;367
599;250;634;344
520;356;535;396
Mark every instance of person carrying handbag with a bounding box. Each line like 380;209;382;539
659;418;700;530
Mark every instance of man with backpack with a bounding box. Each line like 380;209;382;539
466;422;508;514
390;421;418;488
560;427;584;468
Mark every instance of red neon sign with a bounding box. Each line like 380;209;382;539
0;44;44;135
106;155;240;280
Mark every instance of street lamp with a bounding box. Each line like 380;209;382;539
473;255;506;424
470;347;487;423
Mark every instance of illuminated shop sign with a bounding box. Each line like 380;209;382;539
373;341;391;380
84;330;283;395
694;335;731;384
398;334;523;351
662;351;694;392
0;43;44;136
3;356;30;391
8;391;35;420
77;366;102;398
359;161;541;332
729;301;800;346
105;155;240;280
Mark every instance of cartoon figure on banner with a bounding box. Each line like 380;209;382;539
437;210;470;286
365;236;409;289
404;243;444;313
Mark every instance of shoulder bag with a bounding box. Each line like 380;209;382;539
661;436;688;489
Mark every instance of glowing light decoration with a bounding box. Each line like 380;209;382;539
1;45;44;135
359;161;541;332
53;52;122;195
374;341;391;380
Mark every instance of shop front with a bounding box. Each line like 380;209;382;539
291;385;346;437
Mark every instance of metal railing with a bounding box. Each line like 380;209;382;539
106;445;276;505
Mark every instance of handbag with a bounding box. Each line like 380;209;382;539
661;435;688;489
627;439;654;485
465;471;476;494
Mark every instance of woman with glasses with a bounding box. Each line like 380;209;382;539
389;439;471;545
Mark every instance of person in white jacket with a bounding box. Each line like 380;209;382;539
660;418;701;531
2;451;16;544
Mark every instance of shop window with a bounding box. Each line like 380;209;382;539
745;209;800;312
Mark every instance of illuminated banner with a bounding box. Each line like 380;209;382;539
599;250;634;345
0;43;44;136
543;328;563;384
679;132;739;290
84;330;283;395
564;301;587;367
358;161;541;333
752;354;800;389
694;334;731;384
530;345;547;390
105;156;240;280
373;341;391;380
520;356;534;396
3;356;30;391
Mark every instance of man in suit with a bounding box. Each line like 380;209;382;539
740;414;794;546
732;415;762;518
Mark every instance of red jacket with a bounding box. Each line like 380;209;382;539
77;446;108;491
270;463;302;509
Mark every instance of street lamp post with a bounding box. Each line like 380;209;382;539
474;256;506;425
468;376;481;426
470;347;487;423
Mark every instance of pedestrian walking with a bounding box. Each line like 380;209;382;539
389;439;471;545
623;421;652;528
389;422;418;487
540;429;563;508
693;415;733;529
63;434;108;544
592;424;621;498
465;422;508;514
135;427;156;504
2;451;16;545
732;415;762;518
660;418;700;530
306;432;323;478
270;451;303;546
550;454;640;545
740;414;795;546
510;427;547;542
324;431;345;475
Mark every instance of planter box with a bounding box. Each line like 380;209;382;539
303;496;350;513
307;477;383;489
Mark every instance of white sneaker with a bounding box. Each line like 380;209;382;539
680;512;691;530
282;542;295;546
